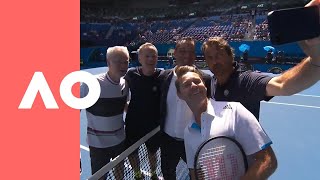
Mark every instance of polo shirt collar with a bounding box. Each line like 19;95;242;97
234;61;240;70
232;61;242;75
189;99;216;131
202;99;216;123
218;62;240;89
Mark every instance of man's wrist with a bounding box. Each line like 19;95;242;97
309;57;320;67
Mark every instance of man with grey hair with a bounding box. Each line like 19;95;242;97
81;46;130;179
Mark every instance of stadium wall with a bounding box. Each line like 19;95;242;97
154;41;305;58
80;41;305;63
129;0;168;8
80;47;107;63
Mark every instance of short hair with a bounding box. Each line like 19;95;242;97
201;37;235;58
175;65;204;93
106;46;129;60
137;42;158;54
175;37;195;50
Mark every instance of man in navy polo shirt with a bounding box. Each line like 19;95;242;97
203;34;320;120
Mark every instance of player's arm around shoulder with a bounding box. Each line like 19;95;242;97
123;79;130;113
158;69;172;80
124;67;135;81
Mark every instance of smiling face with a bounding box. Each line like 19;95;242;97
175;66;208;121
174;38;196;66
202;37;235;84
204;44;234;78
176;70;207;106
138;45;158;72
107;50;129;80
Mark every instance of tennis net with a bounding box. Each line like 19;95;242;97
88;126;190;180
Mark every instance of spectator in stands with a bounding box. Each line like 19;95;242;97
276;51;285;64
168;56;174;68
124;43;162;180
242;49;249;62
203;30;320;120
159;37;211;180
265;50;273;64
174;65;277;180
80;46;130;179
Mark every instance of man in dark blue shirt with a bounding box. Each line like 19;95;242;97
203;35;320;120
211;62;272;119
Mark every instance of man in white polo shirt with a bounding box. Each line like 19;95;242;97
174;65;277;180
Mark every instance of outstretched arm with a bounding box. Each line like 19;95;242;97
266;0;320;96
266;57;320;96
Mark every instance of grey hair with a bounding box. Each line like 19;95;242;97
106;46;129;60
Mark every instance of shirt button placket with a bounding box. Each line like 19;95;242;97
201;113;205;137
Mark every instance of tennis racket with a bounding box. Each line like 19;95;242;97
194;136;248;180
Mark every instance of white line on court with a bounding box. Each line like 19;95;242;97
80;145;89;152
294;94;320;98
263;101;320;109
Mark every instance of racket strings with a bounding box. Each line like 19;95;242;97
196;143;245;180
198;145;228;179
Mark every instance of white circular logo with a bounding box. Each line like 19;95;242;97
152;86;157;92
224;89;229;97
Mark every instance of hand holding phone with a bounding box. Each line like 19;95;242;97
299;0;320;63
268;5;320;45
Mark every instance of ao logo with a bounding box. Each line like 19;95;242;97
18;71;101;109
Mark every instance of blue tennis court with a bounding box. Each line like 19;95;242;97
80;67;320;180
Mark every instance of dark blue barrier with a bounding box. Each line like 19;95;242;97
81;41;304;61
80;41;304;71
154;41;305;58
252;63;294;73
80;47;107;64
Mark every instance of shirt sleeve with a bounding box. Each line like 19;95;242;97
124;69;133;101
201;71;212;98
241;71;273;102
124;68;133;82
127;84;131;102
233;103;272;155
80;82;89;99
